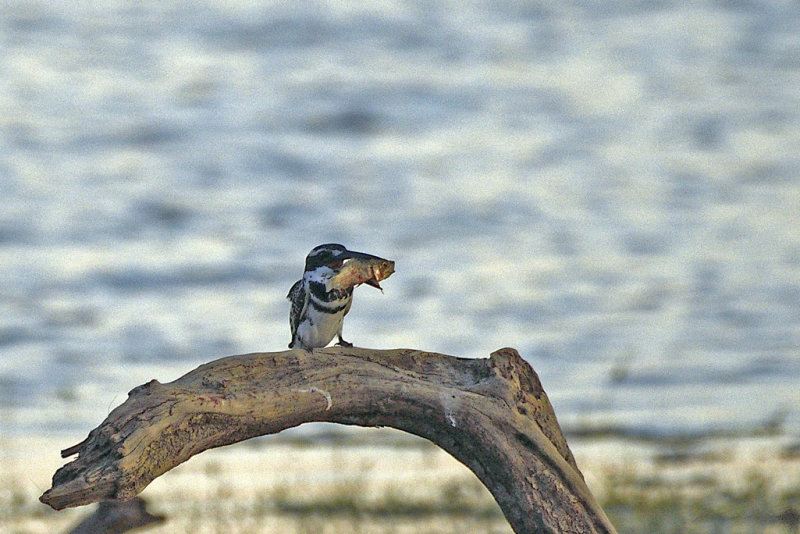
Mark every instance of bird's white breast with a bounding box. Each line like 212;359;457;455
295;304;346;348
295;274;351;349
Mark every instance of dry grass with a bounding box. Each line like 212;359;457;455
4;431;800;533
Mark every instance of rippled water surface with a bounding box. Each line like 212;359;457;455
1;1;799;440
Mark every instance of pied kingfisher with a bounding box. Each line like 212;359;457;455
287;244;381;350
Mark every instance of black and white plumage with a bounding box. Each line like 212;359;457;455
287;244;378;350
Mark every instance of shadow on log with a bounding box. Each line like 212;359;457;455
65;497;164;534
40;347;616;534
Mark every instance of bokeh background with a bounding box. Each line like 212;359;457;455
2;1;800;533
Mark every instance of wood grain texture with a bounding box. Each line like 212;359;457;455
41;346;616;534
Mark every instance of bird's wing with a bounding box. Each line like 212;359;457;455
287;279;309;344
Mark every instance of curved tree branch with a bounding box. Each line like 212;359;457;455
40;347;616;534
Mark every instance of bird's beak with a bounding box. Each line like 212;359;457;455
341;249;383;262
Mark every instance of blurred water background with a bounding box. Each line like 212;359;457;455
1;0;799;449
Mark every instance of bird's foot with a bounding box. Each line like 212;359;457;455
335;337;353;348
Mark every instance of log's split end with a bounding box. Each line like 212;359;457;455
61;440;86;459
39;346;617;534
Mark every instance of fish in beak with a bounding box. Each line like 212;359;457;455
330;250;395;291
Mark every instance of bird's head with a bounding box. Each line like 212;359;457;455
302;243;374;283
304;243;351;273
304;243;394;290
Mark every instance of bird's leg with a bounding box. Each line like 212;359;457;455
335;334;353;348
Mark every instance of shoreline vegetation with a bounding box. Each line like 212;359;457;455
4;427;799;534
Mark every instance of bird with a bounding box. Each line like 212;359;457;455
287;243;383;350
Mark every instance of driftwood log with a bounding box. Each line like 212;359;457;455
40;347;616;534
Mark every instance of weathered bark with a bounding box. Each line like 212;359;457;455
40;347;616;534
